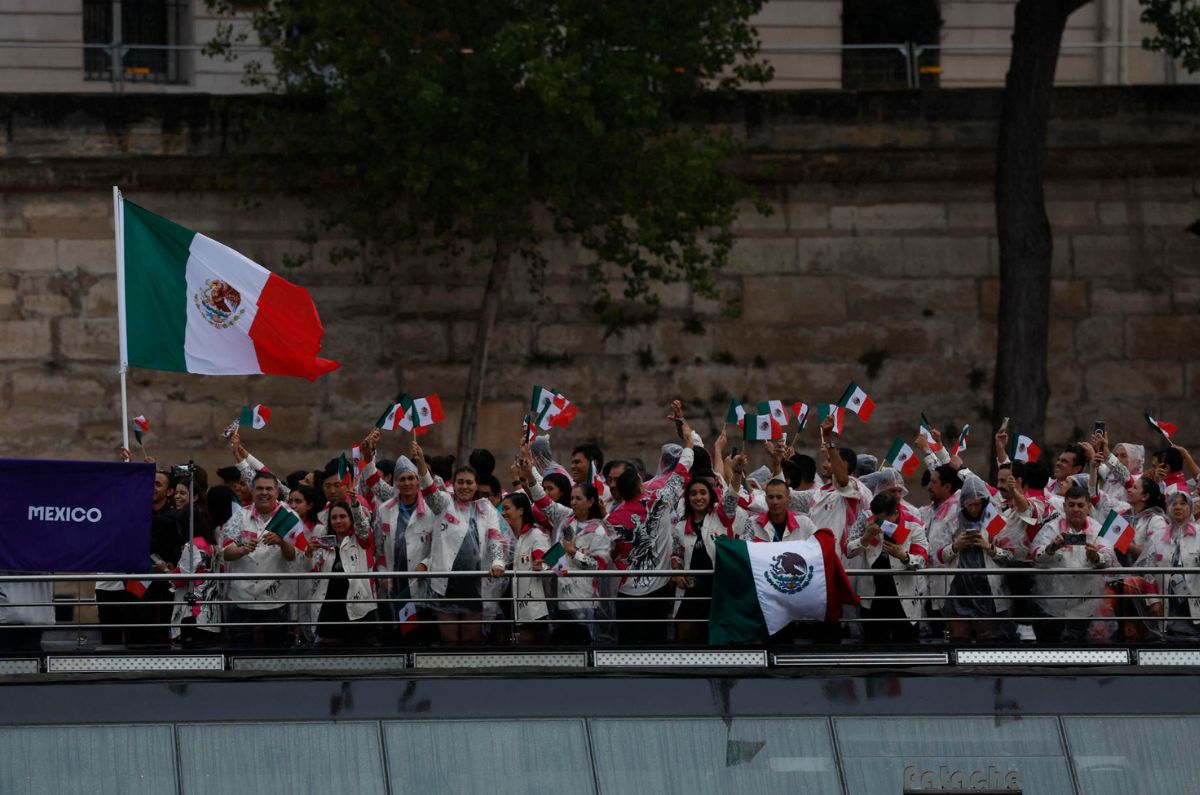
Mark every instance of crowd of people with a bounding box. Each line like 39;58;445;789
5;400;1200;652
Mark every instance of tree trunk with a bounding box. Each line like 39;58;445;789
993;0;1091;453
456;243;513;461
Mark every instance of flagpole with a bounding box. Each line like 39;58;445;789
113;186;130;452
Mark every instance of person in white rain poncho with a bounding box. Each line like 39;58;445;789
1030;485;1117;643
844;492;928;643
930;475;1017;641
1142;489;1200;638
810;414;873;561
360;451;431;631
421;464;506;645
1099;438;1139;503
519;452;615;645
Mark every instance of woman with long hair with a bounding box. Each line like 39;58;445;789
502;490;552;643
306;501;377;646
670;476;733;643
519;454;613;645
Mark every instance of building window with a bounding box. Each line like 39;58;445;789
841;0;942;90
83;0;191;84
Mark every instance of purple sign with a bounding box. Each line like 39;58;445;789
0;458;153;572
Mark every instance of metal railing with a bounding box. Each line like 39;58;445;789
0;566;1193;652
0;39;1184;92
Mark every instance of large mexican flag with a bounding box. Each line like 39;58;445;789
117;196;339;380
709;531;858;645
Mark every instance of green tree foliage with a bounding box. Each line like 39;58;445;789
206;0;771;454
1141;0;1200;72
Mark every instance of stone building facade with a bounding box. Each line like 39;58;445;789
1;89;1198;478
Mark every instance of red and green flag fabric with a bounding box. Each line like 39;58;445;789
409;394;445;434
263;505;302;540
335;454;352;489
1013;435;1041;463
982;503;1007;540
881;518;911;545
709;532;858;645
538;542;571;575
743;413;783;441
885;437;920;477
531;385;577;430
118;195;339;381
951;424;970;456
919;414;942;451
726;398;747;429
284;523;310;553
1098;510;1135;554
131;415;150;444
1145;412;1178;439
758;400;789;428
791;402;810;430
838;381;876;422
818;404;845;435
521;414;537;444
238;403;270;430
125;579;153;598
376;397;413;431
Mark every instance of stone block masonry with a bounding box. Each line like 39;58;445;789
0;89;1198;482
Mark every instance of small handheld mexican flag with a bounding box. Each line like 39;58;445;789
238;403;270;430
409;394;445;435
263;505;302;540
885;437;920;477
708;532;858;644
982;502;1007;541
1145;412;1178;439
1097;510;1135;554
743;413;783;441
284;523;310;553
791;402;810;430
818;404;844;435
131;415;150;445
1013;435;1041;463
126;578;153;598
538;542;571;575
951;424;970;456
838;381;876;422
590;459;612;503
521;413;537;445
726;398;747;429
395;588;420;635
531;385;578;430
351;444;366;473
335;453;352;489
376;396;413;431
919;413;941;451
880;518;911;545
758;400;789;428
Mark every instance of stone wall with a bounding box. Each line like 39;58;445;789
1;89;1199;481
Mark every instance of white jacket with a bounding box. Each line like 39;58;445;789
845;518;928;621
307;531;377;622
372;472;447;601
422;492;504;604
511;524;553;622
1031;516;1117;618
220;503;304;610
530;482;615;613
1141;520;1200;624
